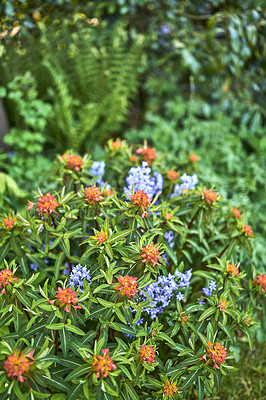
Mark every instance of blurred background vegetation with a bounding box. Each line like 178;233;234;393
0;0;265;397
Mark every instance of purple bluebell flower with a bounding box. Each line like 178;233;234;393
199;280;217;304
90;161;110;189
124;162;163;199
171;173;198;198
69;264;91;291
164;231;175;248
30;263;38;271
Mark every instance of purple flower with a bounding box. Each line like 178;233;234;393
199;280;217;303
69;264;91;291
124;162;163;198
171;173;198;198
164;231;174;248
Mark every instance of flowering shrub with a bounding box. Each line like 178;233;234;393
0;141;263;400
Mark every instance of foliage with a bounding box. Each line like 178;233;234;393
125;97;266;269
0;143;264;399
0;72;53;188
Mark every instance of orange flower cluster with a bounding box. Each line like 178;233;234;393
92;229;108;245
252;274;266;293
163;381;179;397
27;192;59;216
4;350;35;382
49;287;81;313
1;214;17;230
203;189;217;205
0;269;18;293
136;146;156;164
226;263;239;277
130;190;151;212
167;170;178;181
130;155;138;163
165;213;172;221
181;315;188;324
111;140;122;151
244;317;251;325
140;243;161;267
115;275;138;298
92;349;117;379
232;208;241;219
219;300;227;311
61;154;82;171
206;341;227;369
243;224;253;237
84;186;104;205
139;344;156;364
189;153;198;162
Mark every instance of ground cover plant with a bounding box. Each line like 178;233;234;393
0;142;265;400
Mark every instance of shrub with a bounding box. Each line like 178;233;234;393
0;142;264;400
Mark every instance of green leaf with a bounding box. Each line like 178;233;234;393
198;307;216;322
181;369;202;390
109;229;134;244
55;251;65;280
65;324;85;336
66;383;83;400
65;364;90;381
41;375;70;392
196;377;204;400
123;382;139;400
46;323;65;330
60;328;69;357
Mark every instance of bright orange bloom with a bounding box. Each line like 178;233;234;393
163;381;179;397
140;243;161;267
165;213;172;221
61;154;83;171
181;315;188;324
51;287;81;313
219;300;227;311
189;153;198;162
103;189;113;197
136;146;156;164
35;192;59;216
131;190;151;211
226;263;239;277
4;350;35;382
92;349;117;379
91;229;108;245
167;170;178;181
243;224;253;237
111;140;122;151
84;186;104;205
203;189;217;205
252;274;266;293
139;344;156;364
1;214;17;230
0;269;19;293
206;341;227;369
244;317;251;325
232;208;241;219
130;155;138;163
115;275;138;298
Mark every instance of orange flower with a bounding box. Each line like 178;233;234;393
50;287;81;313
139;344;156;364
130;190;151;211
91;229;108;245
130;155;138;163
61;153;83;172
165;213;172;221
206;341;227;369
181;315;188;324
4;350;35;382
163;381;179;397
136;146;156;164
111;140;122;151
226;263;239;277
92;349;117;379
252;274;266;293
219;300;227;311
1;214;17;230
140;243;161;267
232;208;241;219
34;192;59;216
203;189;217;205
115;275;138;298
84;186;104;205
244;317;251;325
243;224;253;237
189;153;198;162
167;170;178;181
0;269;19;293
